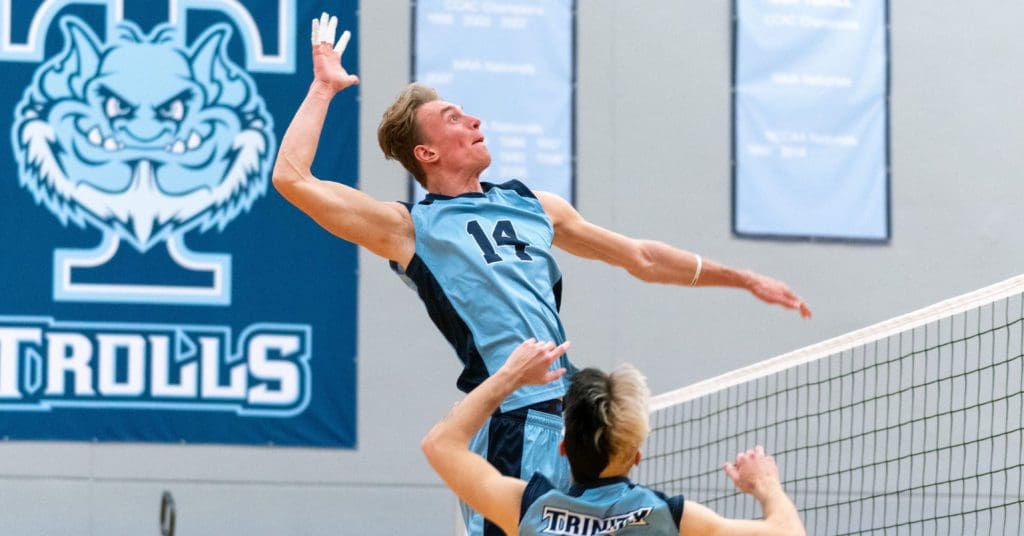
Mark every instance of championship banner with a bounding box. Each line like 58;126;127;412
733;0;890;241
0;0;358;448
412;0;575;202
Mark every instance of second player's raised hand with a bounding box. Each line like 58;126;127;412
501;339;570;388
310;12;358;93
723;445;782;498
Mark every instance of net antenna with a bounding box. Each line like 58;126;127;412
639;274;1024;535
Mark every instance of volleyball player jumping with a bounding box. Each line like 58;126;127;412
272;13;811;535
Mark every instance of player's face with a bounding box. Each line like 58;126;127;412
416;100;491;175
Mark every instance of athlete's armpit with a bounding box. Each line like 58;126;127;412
535;191;647;270
275;177;415;264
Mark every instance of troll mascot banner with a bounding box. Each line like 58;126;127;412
0;0;358;448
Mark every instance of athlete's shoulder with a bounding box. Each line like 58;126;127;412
646;485;686;528
520;472;557;520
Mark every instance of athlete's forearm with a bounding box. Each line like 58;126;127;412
424;340;568;456
272;81;338;185
634;240;810;316
423;370;518;452
633;240;752;290
755;484;805;536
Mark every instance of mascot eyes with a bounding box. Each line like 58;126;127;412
104;95;135;120
157;99;186;122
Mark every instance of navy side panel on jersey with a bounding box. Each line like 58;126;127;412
394;180;573;411
392;254;491;390
519;475;685;535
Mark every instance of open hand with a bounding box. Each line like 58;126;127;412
723;445;782;497
746;272;812;318
501;339;570;388
310;12;359;93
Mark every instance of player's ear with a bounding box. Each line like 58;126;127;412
558;440;566;457
414;144;437;164
634;450;642;466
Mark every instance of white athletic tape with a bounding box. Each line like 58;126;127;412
334;30;351;55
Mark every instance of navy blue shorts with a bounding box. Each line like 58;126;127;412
460;399;570;535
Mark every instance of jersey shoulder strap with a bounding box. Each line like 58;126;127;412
520;473;556;522
650;487;686;528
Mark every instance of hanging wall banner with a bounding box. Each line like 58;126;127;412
412;0;575;202
733;0;890;241
0;0;358;448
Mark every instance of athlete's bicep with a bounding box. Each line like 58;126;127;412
276;177;414;263
431;450;526;535
535;191;644;268
680;500;789;536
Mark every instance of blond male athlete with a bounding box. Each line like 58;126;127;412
272;13;812;535
422;339;806;536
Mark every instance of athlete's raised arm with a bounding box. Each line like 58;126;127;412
421;339;570;535
536;192;812;318
272;13;413;264
679;446;805;536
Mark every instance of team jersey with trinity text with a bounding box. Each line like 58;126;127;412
391;180;574;412
519;474;685;535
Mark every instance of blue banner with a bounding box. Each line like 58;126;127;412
413;0;575;202
733;0;889;240
0;0;358;448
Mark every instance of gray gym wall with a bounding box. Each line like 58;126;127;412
1;1;1021;534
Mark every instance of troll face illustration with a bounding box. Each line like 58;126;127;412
11;17;274;252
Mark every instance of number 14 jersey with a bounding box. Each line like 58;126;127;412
392;180;574;412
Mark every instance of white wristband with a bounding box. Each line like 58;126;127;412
689;254;702;287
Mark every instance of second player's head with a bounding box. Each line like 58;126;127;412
562;365;651;483
377;83;490;191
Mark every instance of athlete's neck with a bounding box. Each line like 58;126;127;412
424;170;485;197
597;468;631;479
598;450;642;479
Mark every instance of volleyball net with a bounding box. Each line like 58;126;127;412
637;275;1024;535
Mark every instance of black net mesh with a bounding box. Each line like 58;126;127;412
637;291;1023;535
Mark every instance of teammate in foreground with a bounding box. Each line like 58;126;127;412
273;12;810;535
422;340;806;535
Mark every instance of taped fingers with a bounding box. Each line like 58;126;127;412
326;15;338;45
334;30;351;55
318;12;330;43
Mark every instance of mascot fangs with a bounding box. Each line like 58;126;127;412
11;17;275;253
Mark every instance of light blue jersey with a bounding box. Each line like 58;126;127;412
519;475;685;535
392;180;574;412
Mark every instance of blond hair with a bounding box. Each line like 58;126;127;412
563;365;651;482
377;83;439;187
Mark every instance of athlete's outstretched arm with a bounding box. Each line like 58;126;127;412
679;446;805;536
272;13;413;264
536;192;812;318
421;340;570;535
